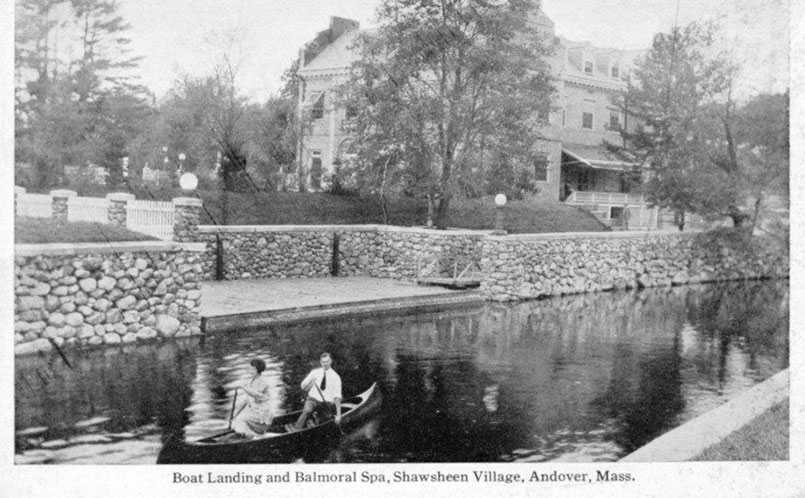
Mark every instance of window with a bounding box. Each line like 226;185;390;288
534;155;549;182
584;61;594;74
311;93;325;119
562;109;566;127
609;110;620;130
611;64;620;78
582;112;594;129
310;152;322;189
538;106;550;123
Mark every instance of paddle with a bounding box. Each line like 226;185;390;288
228;388;239;430
311;378;345;435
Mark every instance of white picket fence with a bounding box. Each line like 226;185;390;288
17;191;176;241
127;199;174;240
17;193;53;218
68;196;110;223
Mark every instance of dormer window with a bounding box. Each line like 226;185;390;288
584;61;594;74
611;63;620;78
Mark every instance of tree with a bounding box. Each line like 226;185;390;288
243;62;304;192
616;22;732;230
617;22;788;231
730;91;789;232
69;0;144;101
339;0;554;228
15;0;149;189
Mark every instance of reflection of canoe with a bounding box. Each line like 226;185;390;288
157;383;381;464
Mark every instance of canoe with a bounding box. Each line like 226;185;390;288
157;382;381;464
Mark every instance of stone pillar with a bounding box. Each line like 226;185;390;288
14;186;26;216
106;193;136;227
50;189;77;222
173;197;203;242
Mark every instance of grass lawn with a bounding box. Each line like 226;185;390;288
19;187;608;234
194;190;608;233
691;399;789;461
15;217;159;244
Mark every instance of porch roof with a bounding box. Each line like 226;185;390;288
561;144;640;171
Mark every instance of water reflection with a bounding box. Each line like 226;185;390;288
15;280;788;463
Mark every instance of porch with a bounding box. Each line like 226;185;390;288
559;144;657;230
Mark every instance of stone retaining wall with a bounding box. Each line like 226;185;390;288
14;242;205;355
196;225;788;301
197;226;338;279
337;226;485;279
197;225;485;280
480;230;789;300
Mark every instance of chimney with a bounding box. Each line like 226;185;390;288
329;16;360;41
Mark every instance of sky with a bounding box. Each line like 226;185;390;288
110;0;792;103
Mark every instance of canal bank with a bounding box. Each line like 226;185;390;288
200;276;484;332
621;369;790;462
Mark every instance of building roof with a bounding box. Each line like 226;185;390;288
561;143;640;170
558;38;644;91
300;28;365;76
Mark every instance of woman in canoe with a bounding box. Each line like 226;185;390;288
231;358;274;438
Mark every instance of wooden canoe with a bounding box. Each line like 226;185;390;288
157;382;381;464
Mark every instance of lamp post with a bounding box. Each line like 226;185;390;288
162;146;169;188
177;152;187;183
179;172;198;192
493;193;507;235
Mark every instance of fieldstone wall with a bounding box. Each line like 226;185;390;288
197;226;337;280
480;230;789;301
195;226;787;301
337;226;485;279
197;225;486;281
14;242;206;355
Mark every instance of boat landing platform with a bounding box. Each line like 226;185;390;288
200;276;484;333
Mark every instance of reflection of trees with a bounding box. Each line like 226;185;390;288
377;353;528;462
684;281;789;383
15;341;199;441
592;334;685;454
587;290;688;455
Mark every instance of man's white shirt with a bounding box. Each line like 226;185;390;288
302;367;342;402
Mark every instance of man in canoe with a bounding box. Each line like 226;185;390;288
293;352;342;430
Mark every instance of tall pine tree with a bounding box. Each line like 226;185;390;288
615;22;786;230
15;0;150;188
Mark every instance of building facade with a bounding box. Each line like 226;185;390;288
296;8;650;226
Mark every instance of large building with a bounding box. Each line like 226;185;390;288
296;8;651;227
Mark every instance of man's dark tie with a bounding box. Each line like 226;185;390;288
320;371;327;391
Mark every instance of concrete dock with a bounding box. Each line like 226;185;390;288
200;276;485;332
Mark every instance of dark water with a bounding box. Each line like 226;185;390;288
15;280;789;464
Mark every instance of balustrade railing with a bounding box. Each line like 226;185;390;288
565;191;645;205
